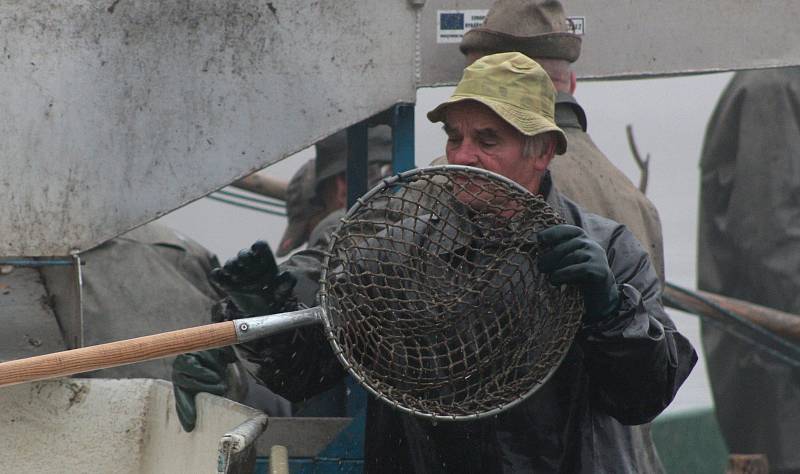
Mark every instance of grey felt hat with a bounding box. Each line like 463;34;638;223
460;0;582;63
314;125;393;187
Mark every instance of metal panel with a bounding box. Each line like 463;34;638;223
0;267;68;361
254;418;352;458
0;0;417;256
39;255;84;349
417;0;800;86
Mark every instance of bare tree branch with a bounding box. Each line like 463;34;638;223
626;124;650;194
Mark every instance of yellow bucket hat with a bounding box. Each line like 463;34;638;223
427;52;567;155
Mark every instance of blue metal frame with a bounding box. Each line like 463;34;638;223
341;103;417;463
346;122;369;209
391;103;415;173
0;258;78;267
346;103;416;209
257;104;417;473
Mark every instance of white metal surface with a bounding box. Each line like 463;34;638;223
40;254;84;348
1;1;416;256
0;378;264;473
4;1;800;256
0;267;68;359
417;0;800;85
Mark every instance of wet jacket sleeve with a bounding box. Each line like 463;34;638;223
577;223;697;425
233;216;347;403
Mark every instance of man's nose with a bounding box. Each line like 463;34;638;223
447;141;479;166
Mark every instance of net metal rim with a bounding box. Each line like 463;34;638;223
318;165;583;421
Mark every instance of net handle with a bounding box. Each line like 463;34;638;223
0;307;324;388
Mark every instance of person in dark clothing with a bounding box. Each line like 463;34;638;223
698;67;800;474
230;52;697;473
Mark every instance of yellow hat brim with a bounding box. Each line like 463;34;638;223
427;96;567;155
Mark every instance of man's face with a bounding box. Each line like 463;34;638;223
444;101;547;195
465;51;483;66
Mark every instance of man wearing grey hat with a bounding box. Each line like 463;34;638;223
450;0;665;283
280;127;394;258
312;126;393;226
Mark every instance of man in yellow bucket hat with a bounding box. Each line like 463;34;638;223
427;52;568;197
231;52;697;473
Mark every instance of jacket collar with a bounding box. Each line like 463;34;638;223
555;92;587;132
542;170;577;226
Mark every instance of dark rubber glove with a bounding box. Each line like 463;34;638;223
172;348;236;432
536;224;620;322
209;240;297;316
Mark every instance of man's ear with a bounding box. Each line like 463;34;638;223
569;70;577;95
465;51;483;66
335;174;348;209
533;135;557;172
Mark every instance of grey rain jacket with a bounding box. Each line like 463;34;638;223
549;93;665;284
237;174;696;473
698;68;800;472
0;222;222;380
0;222;292;416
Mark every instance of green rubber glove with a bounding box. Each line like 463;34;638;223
172;348;236;432
536;224;620;322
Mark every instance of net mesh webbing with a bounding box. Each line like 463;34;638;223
320;166;584;419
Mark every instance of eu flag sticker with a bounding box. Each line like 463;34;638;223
437;10;487;43
440;12;464;31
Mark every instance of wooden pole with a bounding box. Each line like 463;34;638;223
726;454;768;474
233;174;288;201
270;445;290;474
663;283;800;343
0;321;237;388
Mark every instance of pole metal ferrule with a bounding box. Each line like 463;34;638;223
233;307;324;344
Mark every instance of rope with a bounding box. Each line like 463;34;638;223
215;189;286;209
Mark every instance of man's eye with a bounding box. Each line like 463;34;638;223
480;140;496;148
447;136;462;144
